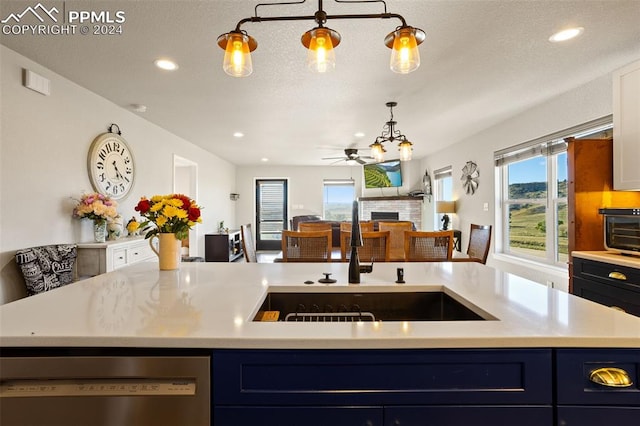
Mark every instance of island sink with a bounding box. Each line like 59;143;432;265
253;290;494;322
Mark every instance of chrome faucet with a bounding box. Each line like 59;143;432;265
348;200;363;284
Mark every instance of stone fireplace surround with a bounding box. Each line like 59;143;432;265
358;196;423;230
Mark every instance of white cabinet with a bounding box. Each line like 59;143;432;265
613;59;640;190
76;237;155;277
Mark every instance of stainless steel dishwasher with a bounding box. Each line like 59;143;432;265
0;354;210;425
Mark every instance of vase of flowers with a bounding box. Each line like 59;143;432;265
73;193;119;243
135;194;202;270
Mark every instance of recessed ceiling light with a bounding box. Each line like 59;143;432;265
548;27;584;42
354;132;365;138
233;132;244;138
261;157;269;162
154;58;179;71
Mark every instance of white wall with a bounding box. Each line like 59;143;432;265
0;46;236;304
421;71;622;292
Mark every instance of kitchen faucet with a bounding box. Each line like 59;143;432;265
349;200;363;283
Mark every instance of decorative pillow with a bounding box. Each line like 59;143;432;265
15;244;77;296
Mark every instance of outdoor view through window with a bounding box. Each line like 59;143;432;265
323;180;355;221
505;152;568;264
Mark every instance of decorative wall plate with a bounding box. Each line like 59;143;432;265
422;170;432;202
461;161;479;195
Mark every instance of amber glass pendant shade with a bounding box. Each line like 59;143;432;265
220;32;254;77
398;140;413;161
370;142;385;162
303;27;340;73
388;27;423;74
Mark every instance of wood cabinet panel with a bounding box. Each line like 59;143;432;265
566;137;640;291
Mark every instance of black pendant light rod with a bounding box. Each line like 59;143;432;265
233;0;407;32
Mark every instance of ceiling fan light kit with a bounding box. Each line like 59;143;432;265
370;101;413;162
217;0;425;77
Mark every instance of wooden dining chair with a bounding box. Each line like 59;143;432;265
339;221;374;232
281;230;332;262
378;221;413;261
467;224;492;264
404;230;454;262
340;231;391;262
298;222;332;232
240;223;257;263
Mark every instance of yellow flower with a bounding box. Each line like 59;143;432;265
150;201;164;212
151;195;164;203
156;215;168;227
127;221;140;233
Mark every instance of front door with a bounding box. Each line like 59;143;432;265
255;179;288;251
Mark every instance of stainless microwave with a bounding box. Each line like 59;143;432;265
598;208;640;255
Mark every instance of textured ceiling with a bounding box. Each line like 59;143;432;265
1;0;639;166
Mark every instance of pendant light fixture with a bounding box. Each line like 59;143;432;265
302;26;341;73
369;101;413;162
217;0;425;77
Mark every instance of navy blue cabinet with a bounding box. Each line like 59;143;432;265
212;349;552;425
556;349;640;426
384;406;552;426
215;407;382;426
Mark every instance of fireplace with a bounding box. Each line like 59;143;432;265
358;196;423;229
371;211;399;221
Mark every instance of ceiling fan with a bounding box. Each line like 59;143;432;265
322;148;373;165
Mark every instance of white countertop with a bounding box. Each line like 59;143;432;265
572;250;640;269
1;262;639;349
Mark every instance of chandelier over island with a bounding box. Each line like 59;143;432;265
217;0;426;77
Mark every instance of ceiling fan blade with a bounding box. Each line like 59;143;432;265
355;157;366;165
322;156;347;160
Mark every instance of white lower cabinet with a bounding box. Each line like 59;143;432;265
77;237;155;277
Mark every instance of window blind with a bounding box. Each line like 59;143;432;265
494;115;612;167
434;166;452;179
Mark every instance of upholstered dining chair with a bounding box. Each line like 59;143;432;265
340;231;391;262
467;224;492;264
240;223;257;263
281;230;332;262
298;222;333;232
14;244;77;296
339;221;374;232
404;230;454;262
378;221;413;261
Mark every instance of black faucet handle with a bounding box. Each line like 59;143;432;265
319;272;337;284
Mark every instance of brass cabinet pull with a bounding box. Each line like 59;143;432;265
589;367;634;388
610;306;627;313
608;271;627;280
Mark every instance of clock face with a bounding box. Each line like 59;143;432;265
88;132;135;200
91;277;135;333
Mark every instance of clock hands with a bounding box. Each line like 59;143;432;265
112;160;124;180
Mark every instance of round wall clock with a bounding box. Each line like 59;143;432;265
87;126;135;200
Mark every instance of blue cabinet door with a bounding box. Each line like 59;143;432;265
558;406;640;425
214;406;383;426
384;406;552;426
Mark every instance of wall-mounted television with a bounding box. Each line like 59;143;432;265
363;160;403;188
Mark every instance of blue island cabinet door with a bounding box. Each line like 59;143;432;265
214;406;383;426
384;406;553;426
557;406;640;425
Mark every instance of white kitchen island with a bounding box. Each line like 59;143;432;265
1;261;639;348
2;262;639;426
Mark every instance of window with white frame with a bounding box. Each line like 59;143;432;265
323;179;355;221
433;166;453;229
495;117;612;266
